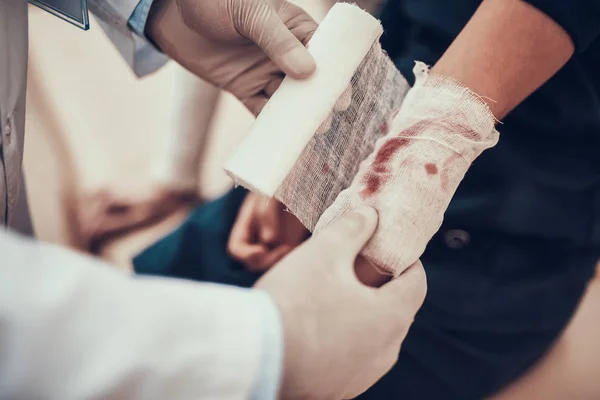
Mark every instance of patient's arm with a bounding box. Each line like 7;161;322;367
432;0;573;120
355;0;574;286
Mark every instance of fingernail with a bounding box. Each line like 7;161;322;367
345;207;377;233
282;47;316;79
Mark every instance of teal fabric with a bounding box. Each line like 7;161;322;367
133;187;260;288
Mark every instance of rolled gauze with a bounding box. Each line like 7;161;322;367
225;3;409;230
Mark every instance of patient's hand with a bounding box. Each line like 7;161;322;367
228;193;309;272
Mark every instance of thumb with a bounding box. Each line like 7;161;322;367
235;1;317;79
379;260;428;314
311;206;379;264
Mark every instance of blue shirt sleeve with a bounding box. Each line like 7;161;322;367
88;0;168;76
525;0;600;52
128;0;155;37
251;291;284;400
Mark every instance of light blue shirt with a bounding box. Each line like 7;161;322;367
127;0;154;36
129;3;284;398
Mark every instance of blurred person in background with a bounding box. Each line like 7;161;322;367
0;0;428;398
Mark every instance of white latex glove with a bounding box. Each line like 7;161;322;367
147;0;317;114
257;206;427;399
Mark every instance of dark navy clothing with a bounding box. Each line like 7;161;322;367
381;0;600;250
134;189;595;399
133;187;260;288
135;1;600;398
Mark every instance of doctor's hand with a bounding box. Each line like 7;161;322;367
146;0;317;115
256;207;427;399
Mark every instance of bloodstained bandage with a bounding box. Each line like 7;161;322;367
314;64;499;276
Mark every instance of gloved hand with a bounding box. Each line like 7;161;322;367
228;193;309;272
146;0;317;115
256;206;427;399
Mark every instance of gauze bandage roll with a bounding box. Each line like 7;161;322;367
314;64;500;275
224;3;409;230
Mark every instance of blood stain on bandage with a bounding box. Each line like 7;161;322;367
440;153;462;191
361;174;385;198
425;163;438;175
373;164;388;174
379;121;389;133
359;124;422;198
360;117;477;198
374;137;411;165
360;138;409;198
321;163;330;174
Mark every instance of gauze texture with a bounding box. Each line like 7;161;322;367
225;3;409;230
314;62;500;275
224;3;388;196
276;43;408;229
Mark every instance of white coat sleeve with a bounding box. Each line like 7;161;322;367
0;229;282;399
87;0;168;77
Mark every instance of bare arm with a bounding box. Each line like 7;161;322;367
357;0;581;285
432;0;574;120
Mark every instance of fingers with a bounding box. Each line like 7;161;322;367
229;195;296;271
278;212;309;246
233;242;292;273
234;1;317;79
244;77;282;115
259;199;281;246
238;245;271;271
257;244;294;270
379;260;428;313
228;194;262;261
264;78;283;98
311;206;378;263
245;95;270;116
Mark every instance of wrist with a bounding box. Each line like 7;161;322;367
431;62;506;120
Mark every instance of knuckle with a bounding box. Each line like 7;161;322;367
320;232;346;250
314;245;342;267
232;0;272;34
338;211;367;236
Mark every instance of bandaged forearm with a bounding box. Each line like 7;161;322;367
314;64;499;275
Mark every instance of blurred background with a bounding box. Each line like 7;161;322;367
25;4;254;268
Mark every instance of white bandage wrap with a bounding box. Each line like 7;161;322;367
224;3;409;229
315;65;500;275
